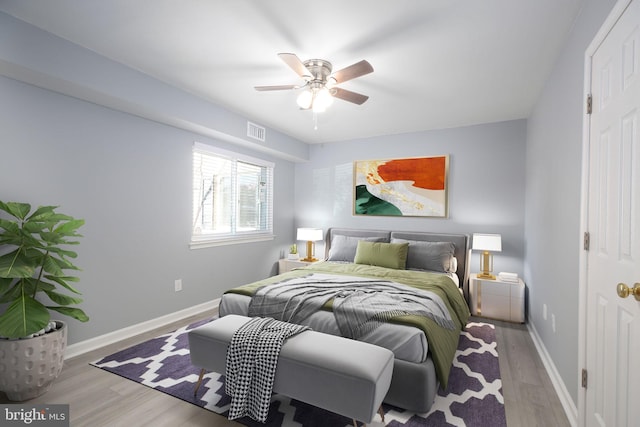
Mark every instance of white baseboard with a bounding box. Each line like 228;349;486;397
527;321;578;427
65;298;220;359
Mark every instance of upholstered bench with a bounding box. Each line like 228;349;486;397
188;314;394;425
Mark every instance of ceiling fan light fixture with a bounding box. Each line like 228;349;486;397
296;89;313;109
313;87;334;113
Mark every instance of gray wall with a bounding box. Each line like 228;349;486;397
524;0;617;405
0;12;308;164
294;120;527;277
0;75;297;344
0;13;307;346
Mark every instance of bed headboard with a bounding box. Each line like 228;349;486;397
325;228;471;299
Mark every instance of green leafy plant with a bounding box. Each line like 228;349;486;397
0;201;89;339
289;244;297;254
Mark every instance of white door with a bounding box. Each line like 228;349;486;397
584;0;640;426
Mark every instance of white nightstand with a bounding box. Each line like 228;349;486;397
278;259;319;274
469;273;525;323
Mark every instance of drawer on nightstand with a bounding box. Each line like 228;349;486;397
475;293;511;320
477;280;510;297
278;259;319;274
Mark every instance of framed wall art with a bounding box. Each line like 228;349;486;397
353;155;449;217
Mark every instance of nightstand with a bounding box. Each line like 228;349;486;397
278;259;319;274
469;273;525;323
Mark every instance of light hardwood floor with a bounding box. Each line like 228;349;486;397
491;319;572;427
1;311;571;427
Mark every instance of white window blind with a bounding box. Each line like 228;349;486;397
191;142;274;248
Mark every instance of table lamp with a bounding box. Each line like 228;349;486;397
472;233;502;280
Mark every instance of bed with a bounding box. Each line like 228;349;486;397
218;228;471;413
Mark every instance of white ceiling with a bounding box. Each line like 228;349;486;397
0;0;584;144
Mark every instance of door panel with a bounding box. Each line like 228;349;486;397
585;1;640;426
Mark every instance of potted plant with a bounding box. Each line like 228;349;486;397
288;243;299;260
0;201;88;401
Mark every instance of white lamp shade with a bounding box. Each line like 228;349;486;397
297;228;323;242
472;233;502;252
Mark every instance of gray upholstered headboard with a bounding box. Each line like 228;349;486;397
324;228;471;299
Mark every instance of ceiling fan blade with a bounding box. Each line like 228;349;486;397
331;60;374;84
278;53;312;79
254;84;299;91
332;87;369;105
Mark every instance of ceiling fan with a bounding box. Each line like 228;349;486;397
255;53;374;112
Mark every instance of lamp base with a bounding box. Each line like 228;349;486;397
478;251;496;280
302;240;318;263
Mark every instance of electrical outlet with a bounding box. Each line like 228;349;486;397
174;279;182;292
543;304;547;320
552;314;556;333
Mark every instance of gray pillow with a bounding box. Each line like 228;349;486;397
391;238;456;272
327;235;387;262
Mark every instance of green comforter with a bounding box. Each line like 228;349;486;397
224;261;470;388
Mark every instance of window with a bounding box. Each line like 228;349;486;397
191;142;274;248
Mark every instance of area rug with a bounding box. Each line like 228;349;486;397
91;319;505;427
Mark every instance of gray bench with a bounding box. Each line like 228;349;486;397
188;314;394;425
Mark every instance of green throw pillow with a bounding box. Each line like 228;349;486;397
354;241;409;270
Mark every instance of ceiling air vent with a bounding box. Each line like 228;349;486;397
247;121;266;142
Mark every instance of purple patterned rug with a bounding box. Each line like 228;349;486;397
91;320;505;427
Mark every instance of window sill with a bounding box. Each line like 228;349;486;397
190;233;275;250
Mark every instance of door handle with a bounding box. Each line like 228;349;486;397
616;283;640;301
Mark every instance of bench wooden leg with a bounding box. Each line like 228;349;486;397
193;368;206;397
352;406;384;427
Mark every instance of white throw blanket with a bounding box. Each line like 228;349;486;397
225;317;309;422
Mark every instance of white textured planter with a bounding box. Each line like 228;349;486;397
0;320;67;401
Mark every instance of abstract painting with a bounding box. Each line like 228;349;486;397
354;155;449;217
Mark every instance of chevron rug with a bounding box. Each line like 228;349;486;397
91;319;505;427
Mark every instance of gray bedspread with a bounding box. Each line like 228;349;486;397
247;273;455;339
